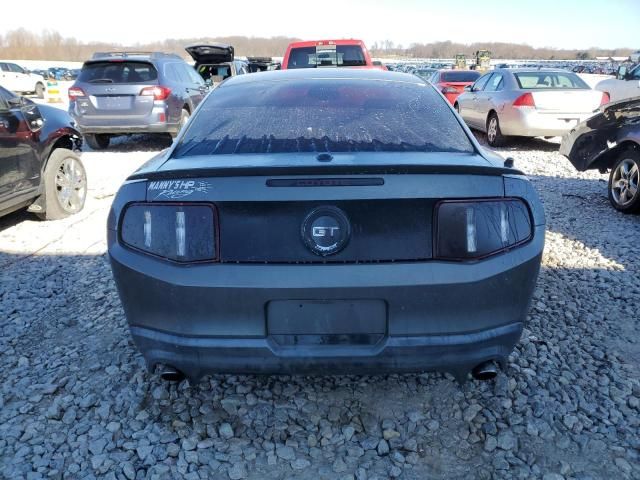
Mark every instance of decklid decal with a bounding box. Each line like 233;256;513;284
147;180;211;200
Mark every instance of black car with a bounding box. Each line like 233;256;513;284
108;69;544;384
560;97;640;213
0;86;86;220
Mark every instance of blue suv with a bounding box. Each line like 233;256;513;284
68;52;208;150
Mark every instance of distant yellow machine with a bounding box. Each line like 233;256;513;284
473;50;491;71
454;54;467;70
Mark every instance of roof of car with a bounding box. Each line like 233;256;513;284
286;39;367;48
88;51;182;63
219;68;426;87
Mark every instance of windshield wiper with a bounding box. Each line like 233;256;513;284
88;78;114;83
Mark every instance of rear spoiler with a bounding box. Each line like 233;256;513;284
129;163;523;181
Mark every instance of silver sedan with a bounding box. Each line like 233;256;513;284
455;69;607;146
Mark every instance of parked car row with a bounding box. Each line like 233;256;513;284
2;37;637;386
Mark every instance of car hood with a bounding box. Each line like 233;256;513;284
128;151;522;181
560;97;640;171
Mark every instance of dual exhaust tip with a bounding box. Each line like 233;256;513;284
159;365;185;382
471;360;498;381
156;360;499;383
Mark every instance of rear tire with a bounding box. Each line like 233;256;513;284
608;148;640;213
36;149;87;220
454;103;460;113
35;82;45;99
486;113;507;147
85;134;110;150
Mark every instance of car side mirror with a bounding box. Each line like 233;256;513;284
7;96;22;108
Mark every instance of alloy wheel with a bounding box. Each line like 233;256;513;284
611;158;639;207
487;118;498;143
55;157;86;213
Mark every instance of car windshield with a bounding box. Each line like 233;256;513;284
173;78;474;157
514;72;589;89
287;45;367;69
440;71;481;82
78;61;158;84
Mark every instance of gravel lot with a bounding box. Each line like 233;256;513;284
0;133;638;480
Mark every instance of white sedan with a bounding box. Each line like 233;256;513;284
454;69;607;147
0;61;46;98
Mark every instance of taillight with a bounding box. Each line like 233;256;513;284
68;87;85;100
600;92;610;106
513;92;535;108
435;199;532;260
120;203;217;262
441;86;459;94
139;86;171;101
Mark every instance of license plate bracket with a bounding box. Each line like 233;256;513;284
267;299;387;337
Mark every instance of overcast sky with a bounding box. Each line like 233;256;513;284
3;0;638;50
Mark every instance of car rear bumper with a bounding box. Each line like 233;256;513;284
76;123;178;135
108;225;544;379
70;103;179;135
130;322;523;379
500;108;596;137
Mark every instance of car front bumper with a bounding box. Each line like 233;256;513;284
108;225;544;380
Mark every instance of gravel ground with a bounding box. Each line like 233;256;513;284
0;133;638;480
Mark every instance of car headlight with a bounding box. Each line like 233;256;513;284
120;203;217;263
435;199;532;260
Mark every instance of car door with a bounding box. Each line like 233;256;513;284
461;73;492;128
8;63;32;92
476;73;504;129
624;65;640;99
0;63;18;91
0;88;40;201
181;64;206;109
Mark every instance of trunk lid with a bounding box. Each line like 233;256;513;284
530;89;602;113
185;44;234;65
440;81;473;93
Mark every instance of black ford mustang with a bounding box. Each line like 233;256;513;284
108;69;545;383
0;86;86;220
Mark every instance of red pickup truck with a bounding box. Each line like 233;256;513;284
282;39;375;70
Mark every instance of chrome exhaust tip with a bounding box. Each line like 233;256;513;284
471;361;498;381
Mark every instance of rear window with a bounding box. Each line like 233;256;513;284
440;71;481;83
287;45;367;69
78;61;158;84
514;72;589;89
173;79;474;157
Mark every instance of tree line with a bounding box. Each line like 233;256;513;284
0;29;633;61
0;29;300;61
371;40;633;60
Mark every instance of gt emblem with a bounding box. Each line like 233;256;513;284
302;207;351;256
312;226;340;237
